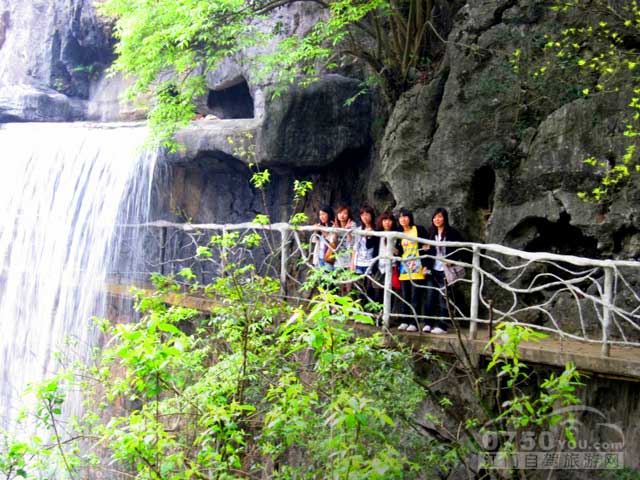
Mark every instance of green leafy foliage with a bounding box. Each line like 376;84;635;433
250;169;270;191
1;233;430;478
0;434;30;479
100;0;450;147
292;180;313;202
484;323;583;457
1;262;589;479
487;323;547;388
99;0;268;150
253;213;270;225
0;188;587;479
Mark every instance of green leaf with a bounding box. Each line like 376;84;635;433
158;322;181;335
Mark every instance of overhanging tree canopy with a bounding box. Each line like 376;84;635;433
99;0;452;148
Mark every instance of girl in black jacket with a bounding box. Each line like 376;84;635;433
423;207;464;334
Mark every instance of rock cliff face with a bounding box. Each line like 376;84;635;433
377;1;639;259
2;0;640;471
0;0;637;255
0;0;112;121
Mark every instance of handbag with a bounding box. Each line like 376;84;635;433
391;264;401;290
324;241;337;264
443;263;465;284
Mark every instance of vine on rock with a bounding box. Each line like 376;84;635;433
540;0;640;201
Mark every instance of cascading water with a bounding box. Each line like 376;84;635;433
0;122;157;429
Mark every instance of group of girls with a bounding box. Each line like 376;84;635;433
311;204;464;334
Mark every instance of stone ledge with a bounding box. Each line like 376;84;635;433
390;328;640;381
0;84;86;122
172;118;260;165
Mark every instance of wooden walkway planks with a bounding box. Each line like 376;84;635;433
383;326;640;381
106;284;640;381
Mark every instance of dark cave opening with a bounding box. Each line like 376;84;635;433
471;165;496;211
290;146;373;219
613;226;640;257
207;79;254;119
505;211;598;257
467;164;496;242
373;182;396;213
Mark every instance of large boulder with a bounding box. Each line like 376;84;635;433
203;1;327;120
172;74;371;170
378;68;449;217
0;84;85;121
257;74;372;167
0;0;111;121
87;73;147;122
490;93;636;257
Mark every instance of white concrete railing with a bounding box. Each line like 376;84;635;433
113;221;640;357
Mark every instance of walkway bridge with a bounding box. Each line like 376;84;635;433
109;221;640;380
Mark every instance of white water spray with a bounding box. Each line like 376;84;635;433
0;122;157;428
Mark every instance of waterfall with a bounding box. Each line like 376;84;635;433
0;122;157;429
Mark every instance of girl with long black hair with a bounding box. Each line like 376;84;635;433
311;205;336;269
333;205;356;295
423;207;464;334
396;208;429;332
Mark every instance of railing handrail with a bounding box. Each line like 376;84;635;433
121;220;640;269
110;220;640;358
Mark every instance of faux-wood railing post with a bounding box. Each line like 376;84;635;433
159;226;167;276
382;232;395;328
280;228;288;296
221;228;228;273
469;246;480;339
601;266;613;357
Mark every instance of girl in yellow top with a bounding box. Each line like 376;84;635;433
397;208;429;332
